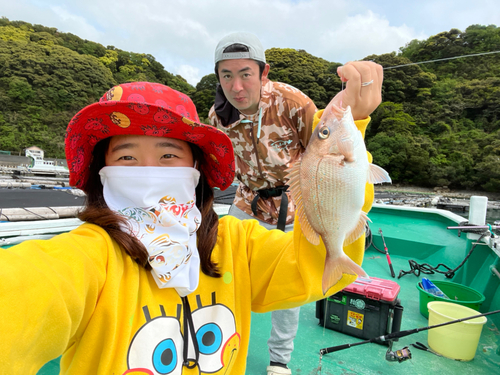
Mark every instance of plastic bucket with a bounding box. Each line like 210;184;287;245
427;301;487;361
417;280;485;318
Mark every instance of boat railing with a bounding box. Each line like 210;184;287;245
0;218;83;246
372;202;500;259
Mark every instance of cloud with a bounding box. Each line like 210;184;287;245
315;10;427;63
1;0;498;86
176;65;201;87
49;5;102;41
389;0;500;33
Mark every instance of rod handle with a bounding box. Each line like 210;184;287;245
388;260;396;278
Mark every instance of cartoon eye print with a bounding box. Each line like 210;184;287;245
127;307;183;375
189;295;240;373
125;296;239;374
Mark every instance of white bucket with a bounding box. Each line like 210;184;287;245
427;301;487;361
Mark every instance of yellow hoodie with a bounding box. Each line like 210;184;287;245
0;216;368;374
0;113;374;375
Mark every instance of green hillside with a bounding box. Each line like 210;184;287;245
0;18;498;191
195;25;500;192
0;18;194;158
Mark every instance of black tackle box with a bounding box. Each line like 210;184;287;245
316;276;404;344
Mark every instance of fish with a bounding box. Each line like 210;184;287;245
286;103;391;294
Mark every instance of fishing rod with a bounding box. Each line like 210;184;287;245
379;228;395;278
319;309;500;357
448;224;500;232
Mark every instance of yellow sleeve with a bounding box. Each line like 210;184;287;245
0;224;109;374
239;217;361;313
313;110;374;214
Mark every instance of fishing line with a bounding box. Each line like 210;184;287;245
322;295;329;334
379;50;500;70
341;66;345;108
365;223;386;254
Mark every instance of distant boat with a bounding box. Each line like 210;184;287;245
25;149;68;175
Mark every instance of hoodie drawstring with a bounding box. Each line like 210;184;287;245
181;296;199;369
241;107;263;144
256;107;263;143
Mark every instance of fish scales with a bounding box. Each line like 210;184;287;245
287;104;391;294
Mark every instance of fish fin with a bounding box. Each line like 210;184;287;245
286;160;321;245
337;132;355;162
368;163;392;184
322;253;369;295
344;211;371;246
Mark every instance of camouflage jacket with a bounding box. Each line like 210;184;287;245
209;80;317;226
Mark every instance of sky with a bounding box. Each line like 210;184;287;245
1;0;498;86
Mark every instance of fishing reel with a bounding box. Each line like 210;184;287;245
385;340;412;363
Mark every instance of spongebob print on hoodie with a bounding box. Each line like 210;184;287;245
125;293;239;374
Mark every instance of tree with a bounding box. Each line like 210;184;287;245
1;17;499;191
266;48;341;108
192;74;218;122
0;17;195;157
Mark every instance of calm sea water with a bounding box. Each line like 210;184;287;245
445;207;500;224
487;209;500;223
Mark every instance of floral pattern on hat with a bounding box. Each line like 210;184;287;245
128;103;150;115
153;109;177;124
84;118;109;133
183;133;205;142
141;125;172;137
65;82;234;192
127;94;145;102
211;142;230;158
71;147;85;174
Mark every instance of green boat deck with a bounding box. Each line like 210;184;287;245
245;205;500;374
20;204;500;374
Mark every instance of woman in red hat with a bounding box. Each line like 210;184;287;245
0;82;365;374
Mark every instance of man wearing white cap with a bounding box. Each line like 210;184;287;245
209;32;383;375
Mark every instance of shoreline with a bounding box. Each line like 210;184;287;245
375;185;500;202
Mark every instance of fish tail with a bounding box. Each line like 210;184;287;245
322;253;368;295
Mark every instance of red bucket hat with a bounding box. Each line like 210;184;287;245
65;82;235;192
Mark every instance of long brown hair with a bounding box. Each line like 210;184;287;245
78;137;221;277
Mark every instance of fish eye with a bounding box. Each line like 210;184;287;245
318;127;330;139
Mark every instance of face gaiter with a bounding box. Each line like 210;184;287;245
99;166;201;297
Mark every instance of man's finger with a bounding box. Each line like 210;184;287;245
338;63;362;99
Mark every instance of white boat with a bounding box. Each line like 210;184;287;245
25;149;69;175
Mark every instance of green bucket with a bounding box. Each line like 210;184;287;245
417;280;485;319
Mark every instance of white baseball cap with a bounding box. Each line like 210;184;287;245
214;32;266;64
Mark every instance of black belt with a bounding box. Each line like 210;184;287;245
251;185;289;231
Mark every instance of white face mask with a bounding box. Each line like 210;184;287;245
99;166;202;297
